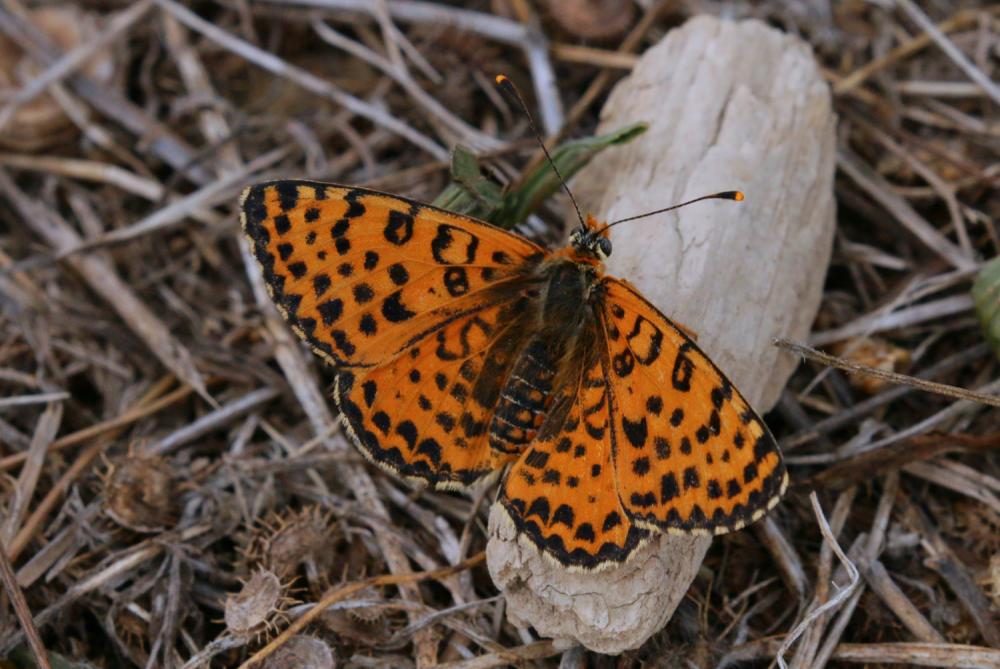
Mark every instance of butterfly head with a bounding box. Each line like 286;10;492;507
570;214;613;260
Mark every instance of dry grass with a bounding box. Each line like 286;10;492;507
0;1;998;668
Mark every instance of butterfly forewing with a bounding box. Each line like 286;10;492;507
597;278;787;535
241;180;545;368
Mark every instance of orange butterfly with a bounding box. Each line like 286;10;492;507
241;174;788;570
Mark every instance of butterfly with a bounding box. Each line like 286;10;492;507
241;178;788;571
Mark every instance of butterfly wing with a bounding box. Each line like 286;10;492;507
241;180;545;369
335;294;538;489
499;318;651;571
498;275;786;571
598;278;787;535
242;180;547;489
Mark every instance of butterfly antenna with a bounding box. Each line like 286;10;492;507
596;190;744;235
495;74;586;229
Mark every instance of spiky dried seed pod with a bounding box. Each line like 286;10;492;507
100;452;177;532
344;585;384;624
544;0;635;41
224;569;294;640
988;554;1000;609
242;506;339;581
0;5;115;151
261;635;336;669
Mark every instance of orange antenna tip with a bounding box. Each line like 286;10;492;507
599;189;746;233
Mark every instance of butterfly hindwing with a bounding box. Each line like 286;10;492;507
499;275;787;570
335;295;538;489
499;326;650;571
241;180;545;368
598;278;787;535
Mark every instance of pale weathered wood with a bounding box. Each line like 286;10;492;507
487;15;836;653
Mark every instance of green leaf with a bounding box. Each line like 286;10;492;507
972;255;1000;358
432;123;648;230
495;122;647;229
432;145;505;220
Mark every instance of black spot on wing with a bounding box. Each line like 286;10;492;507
388;263;409;285
382;290;416;322
527;497;551;524
313;274;331;297
353;283;375;304
273;214;291;236
443;267;469;296
661;473;679;502
630;491;656;507
523;449;549;469
671;342;694;391
359;314;377;336
621;416;647;448
318;298;343;325
372;410;390;434
552;504;574;528
416;438;442;466
275;181;299;211
395;420;418;450
362;380;376;407
384;208;415;245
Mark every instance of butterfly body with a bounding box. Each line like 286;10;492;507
242;180;787;571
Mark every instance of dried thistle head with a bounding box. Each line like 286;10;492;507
112;606;150;661
341;584;384;625
317;588;393;646
988;554;1000;610
224;568;296;641
544;0;635;41
956;501;1000;556
242;506;339;584
0;5;115;151
261;634;336;669
99;450;177;533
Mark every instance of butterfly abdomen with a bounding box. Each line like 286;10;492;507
488;337;557;457
487;260;594;459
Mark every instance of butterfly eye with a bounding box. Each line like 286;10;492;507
597;237;612;257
